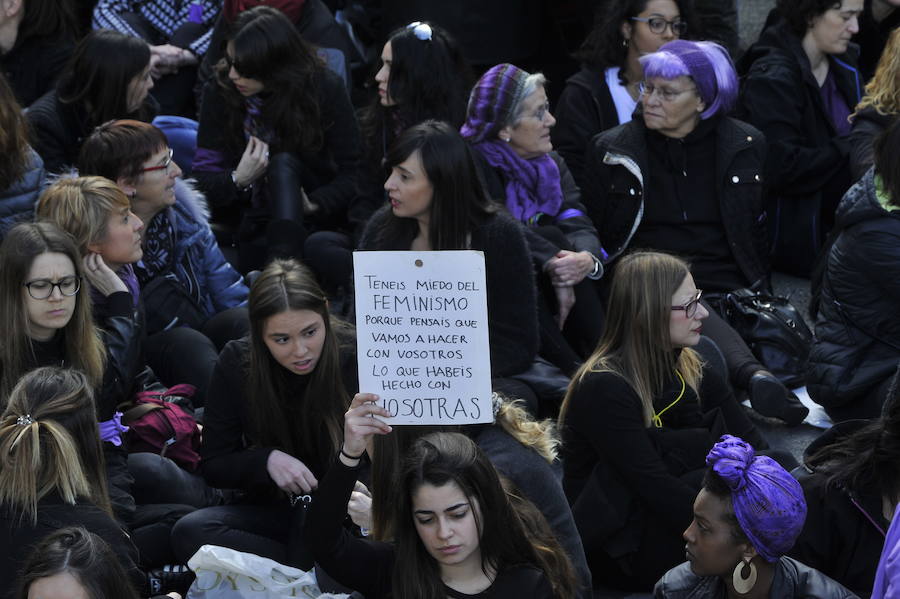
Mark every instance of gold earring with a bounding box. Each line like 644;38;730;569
731;559;757;595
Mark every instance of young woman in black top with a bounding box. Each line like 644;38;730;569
306;411;577;599
172;258;355;568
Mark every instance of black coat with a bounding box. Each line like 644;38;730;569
581;115;769;288
807;170;900;410
848;106;895;182
359;207;539;378
1;35;74;108
552;67;622;191
738;20;862;275
26;90;158;174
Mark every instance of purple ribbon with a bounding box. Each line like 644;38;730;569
188;2;203;23
99;412;129;446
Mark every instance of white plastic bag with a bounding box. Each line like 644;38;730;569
186;544;348;599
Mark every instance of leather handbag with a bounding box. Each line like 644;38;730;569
707;289;813;388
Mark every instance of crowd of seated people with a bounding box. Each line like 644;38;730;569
1;0;899;596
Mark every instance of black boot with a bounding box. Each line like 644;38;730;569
749;372;809;426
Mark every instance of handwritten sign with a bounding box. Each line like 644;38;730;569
354;251;493;425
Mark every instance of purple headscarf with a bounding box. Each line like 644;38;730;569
460;63;563;225
706;435;807;562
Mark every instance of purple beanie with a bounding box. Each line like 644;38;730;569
460;63;529;143
706;435;807;562
655;40;718;110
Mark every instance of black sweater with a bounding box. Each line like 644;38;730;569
304;459;554;598
1;35;74;108
359;207;539;378
200;336;358;498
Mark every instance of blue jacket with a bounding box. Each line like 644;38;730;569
0;148;46;239
137;179;248;319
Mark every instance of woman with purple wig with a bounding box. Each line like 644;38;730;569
461;63;606;376
581;40;809;426
655;434;857;598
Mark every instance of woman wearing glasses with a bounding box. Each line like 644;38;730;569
581;39;809;426
462;63;606;375
77;120;249;409
553;0;694;188
192;5;361;271
559;251;766;591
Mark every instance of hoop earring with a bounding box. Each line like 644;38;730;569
731;559;757;595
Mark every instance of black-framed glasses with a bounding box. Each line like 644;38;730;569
639;82;697;103
141;148;174;174
630;16;688;36
672;290;703;318
24;276;81;300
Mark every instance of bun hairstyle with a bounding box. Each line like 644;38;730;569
704;435;807;561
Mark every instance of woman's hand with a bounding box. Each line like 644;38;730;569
233;136;269;189
545;250;595;286
266;449;318;495
553;285;576;330
347;480;373;530
342;393;392;461
82;253;128;297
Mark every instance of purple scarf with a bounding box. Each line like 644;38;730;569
90;264;140;310
474;140;563;225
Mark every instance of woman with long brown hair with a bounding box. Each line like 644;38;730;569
559;251;765;591
172;258;355;568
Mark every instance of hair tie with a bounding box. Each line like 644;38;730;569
407;21;433;41
15;414;35;427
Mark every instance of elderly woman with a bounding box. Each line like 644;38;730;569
582;40;808;425
738;0;863;275
462;63;606;372
655;435;857;598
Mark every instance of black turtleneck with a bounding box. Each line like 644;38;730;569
631;117;746;292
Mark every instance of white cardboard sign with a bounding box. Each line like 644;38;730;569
353;250;493;425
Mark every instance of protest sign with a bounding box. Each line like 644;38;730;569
353;250;493;425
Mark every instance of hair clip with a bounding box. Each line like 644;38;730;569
407;21;433;41
16;414;34;427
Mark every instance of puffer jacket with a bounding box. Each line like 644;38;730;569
581;115;769;288
807;169;900;409
654;558;859;599
0;148;46;239
136;179;248;320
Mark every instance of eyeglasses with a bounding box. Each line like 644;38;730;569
528;101;552;122
407;21;433;41
672;290;703;318
24;276;81;300
630;16;688;36
639;82;697;103
141;148;175;174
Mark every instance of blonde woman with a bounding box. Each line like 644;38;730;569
849;28;900;180
559;251;765;591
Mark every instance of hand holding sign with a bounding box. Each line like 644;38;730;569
342;392;392;459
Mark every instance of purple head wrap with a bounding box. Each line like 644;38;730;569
461;63;563;224
706;435;807;562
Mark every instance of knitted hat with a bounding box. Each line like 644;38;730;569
656;40;718;109
460;63;529;143
706;435;807;562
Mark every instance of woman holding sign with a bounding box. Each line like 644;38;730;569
171;258;356;569
305;408;577;598
558;251;769;591
359;120;539;383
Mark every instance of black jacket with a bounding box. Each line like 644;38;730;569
738;20;862;274
581;115;769;288
848;106;895;182
654;557;858;599
360;207;539;378
807;170;900;410
476;150;604;266
552;67;622;191
0;148;45;240
193;68;361;227
26;90;158;174
0;35;74;108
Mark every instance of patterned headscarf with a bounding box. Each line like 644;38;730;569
706;435;807;562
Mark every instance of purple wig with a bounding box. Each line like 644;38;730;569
706;435;807;562
639;40;738;120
